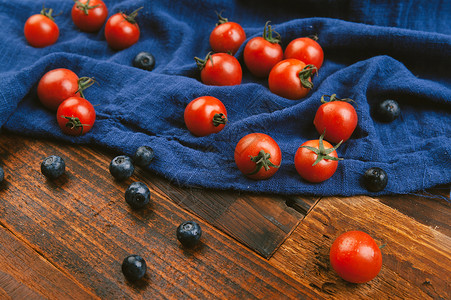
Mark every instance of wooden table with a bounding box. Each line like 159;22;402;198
0;132;449;299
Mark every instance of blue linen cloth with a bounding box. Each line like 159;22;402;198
0;0;450;196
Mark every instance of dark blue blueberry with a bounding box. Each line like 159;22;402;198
125;182;150;209
133;146;155;168
41;155;65;179
176;221;202;248
133;52;155;71
363;167;388;192
109;155;134;181
377;99;400;122
0;166;4;183
121;254;147;282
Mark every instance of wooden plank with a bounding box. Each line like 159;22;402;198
0;133;322;299
0;225;97;299
270;195;451;299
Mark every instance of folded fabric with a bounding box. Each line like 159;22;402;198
0;0;450;196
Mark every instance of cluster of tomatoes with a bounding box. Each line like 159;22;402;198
24;0;142;50
187;14;359;184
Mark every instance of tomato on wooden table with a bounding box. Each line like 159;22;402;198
209;12;246;55
24;7;59;48
57;96;96;136
194;52;242;86
72;0;108;32
105;7;142;50
313;94;358;144
37;69;95;111
330;231;382;283
184;96;227;137
294;133;342;183
234;133;281;180
243;21;283;77
268;58;317;100
284;36;324;71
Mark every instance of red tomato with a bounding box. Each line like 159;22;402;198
294;133;342;183
243;21;283;77
71;0;108;32
184;96;228;137
268;59;316;100
24;8;59;48
57;96;96;136
313;94;358;144
104;7;142;50
284;36;324;71
209;12;246;55
195;52;242;86
234;133;281;180
37;69;80;111
330;231;382;283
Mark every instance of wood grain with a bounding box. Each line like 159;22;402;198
0;133;322;299
270;195;451;299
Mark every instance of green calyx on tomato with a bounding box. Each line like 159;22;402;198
262;21;281;44
212;113;227;127
40;7;56;21
300;132;343;166
194;52;213;70
76;77;96;99
61;116;90;135
74;0;100;15
321;94;355;104
247;150;280;175
120;7;143;24
298;64;317;89
215;10;228;25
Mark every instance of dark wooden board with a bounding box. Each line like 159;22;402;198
0;133;322;299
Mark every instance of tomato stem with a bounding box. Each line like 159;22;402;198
194;52;213;70
40;7;56;21
61;116;90;135
262;21;281;44
298;64;317;89
122;7;143;24
74;0;100;15
215;10;228;25
212;113;227;127
300;131;343;166
321;94;356;105
308;34;319;41
247;150;280;175
77;77;97;98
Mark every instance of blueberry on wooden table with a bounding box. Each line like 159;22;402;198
363;167;388;192
125;182;150;209
121;254;147;282
109;155;134;181
176;221;202;247
133;146;154;168
377;99;400;122
133;52;155;71
41;155;65;179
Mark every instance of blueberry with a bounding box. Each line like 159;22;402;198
41;155;65;179
176;221;202;247
0;166;4;182
121;254;147;282
377;99;400;122
125;182;150;209
133;52;155;71
109;155;134;181
133;146;155;168
363;167;388;192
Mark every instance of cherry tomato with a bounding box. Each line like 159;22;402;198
209;12;246;55
234;133;281;180
71;0;108;32
194;52;242;86
24;7;59;48
268;59;316;100
104;7;142;50
284;36;324;71
57;96;96;136
294;133;342;183
313;94;358;144
243;21;283;77
330;231;382;283
184;96;228;137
